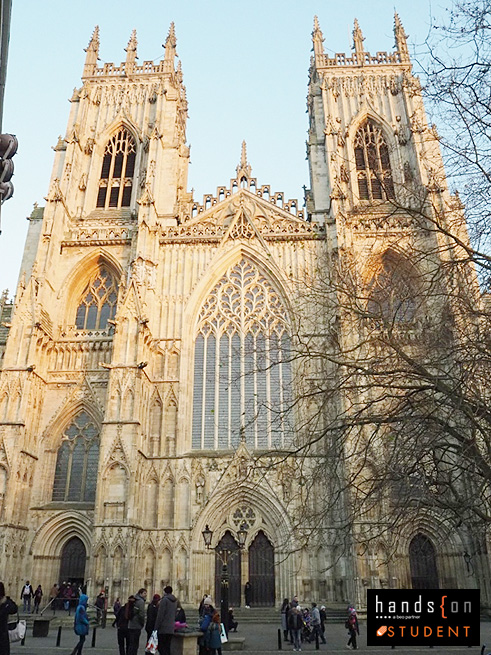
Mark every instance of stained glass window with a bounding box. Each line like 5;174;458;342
75;268;118;330
52;412;100;502
192;259;293;450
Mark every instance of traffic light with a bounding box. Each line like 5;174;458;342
0;133;17;203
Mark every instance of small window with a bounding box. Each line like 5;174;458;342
354;121;394;201
96;129;136;209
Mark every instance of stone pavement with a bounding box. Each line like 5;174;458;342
9;621;491;655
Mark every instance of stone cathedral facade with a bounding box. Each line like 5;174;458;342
0;16;487;608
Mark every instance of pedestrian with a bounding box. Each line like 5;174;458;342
116;595;136;655
244;581;252;608
20;580;33;613
154;584;177;655
33;584;43;613
71;593;89;655
0;581;18;655
127;588;146;655
205;611;223;655
95;591;105;623
311;602;326;644
144;593;160;652
112;597;121;627
49;583;58;611
175;599;186;624
319;605;327;643
288;606;303;652
198;593;208;617
228;607;238;632
198;596;214;655
346;608;359;650
280;597;290;642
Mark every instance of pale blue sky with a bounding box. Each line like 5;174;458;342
0;0;447;295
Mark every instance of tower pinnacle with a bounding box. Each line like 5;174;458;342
163;22;177;71
236;141;252;182
125;29;138;73
312;16;325;58
352;19;365;61
394;12;410;63
83;26;100;77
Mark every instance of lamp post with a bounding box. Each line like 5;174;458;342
202;523;248;635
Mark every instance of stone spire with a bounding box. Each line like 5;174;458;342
83;26;99;77
236;141;252;182
125;29;138;73
352;19;365;62
163;22;177;72
394;12;410;63
312;15;325;59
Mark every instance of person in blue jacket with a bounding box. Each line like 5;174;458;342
72;593;90;655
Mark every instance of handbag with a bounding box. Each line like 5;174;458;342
145;629;158;655
8;612;26;643
220;622;228;644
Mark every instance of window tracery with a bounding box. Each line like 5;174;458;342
192;258;293;450
354;121;394;201
96;128;136;209
52;411;100;503
367;253;417;323
75;267;118;331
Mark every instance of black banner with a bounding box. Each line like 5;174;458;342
367;589;480;647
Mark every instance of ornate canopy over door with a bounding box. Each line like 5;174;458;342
248;530;275;606
59;537;87;586
409;533;439;589
215;531;241;608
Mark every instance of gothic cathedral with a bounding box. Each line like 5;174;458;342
0;16;486;608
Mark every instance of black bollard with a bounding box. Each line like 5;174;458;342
315;630;319;650
91;627;97;648
56;626;62;647
278;628;282;650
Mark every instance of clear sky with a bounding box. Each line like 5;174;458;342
0;0;447;296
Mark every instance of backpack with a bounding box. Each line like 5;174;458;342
116;603;135;629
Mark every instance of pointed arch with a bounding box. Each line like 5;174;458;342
103;462;128;522
96;126;137;209
145;477;159;528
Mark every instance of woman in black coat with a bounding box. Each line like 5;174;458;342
145;594;161;646
0;581;19;655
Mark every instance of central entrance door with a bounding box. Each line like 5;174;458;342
409;533;439;589
215;531;241;607
59;537;87;587
248;530;275;606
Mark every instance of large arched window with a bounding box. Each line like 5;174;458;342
52;411;100;503
354;120;394;201
192;258;292;450
96;128;136;209
367;251;417;323
75;266;118;330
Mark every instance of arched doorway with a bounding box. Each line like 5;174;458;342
215;531;241;608
409;534;439;589
59;537;87;586
248;530;275;606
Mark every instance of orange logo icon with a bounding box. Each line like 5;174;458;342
377;626;388;637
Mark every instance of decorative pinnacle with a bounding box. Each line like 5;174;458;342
164;22;177;56
312;15;325;57
236;141;252;181
125;29;138;66
352;18;365;58
394;11;410;61
83;25;100;75
85;25;100;53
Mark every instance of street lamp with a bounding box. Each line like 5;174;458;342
202;523;248;635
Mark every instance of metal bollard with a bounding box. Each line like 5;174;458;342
56;626;62;647
315;630;319;650
91;627;97;648
277;628;282;650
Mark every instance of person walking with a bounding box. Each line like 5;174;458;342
311;602;326;644
288;606;303;652
144;593;160;653
95;591;105;624
346;608;359;650
205;611;223;655
154;585;177;655
33;584;43;613
112;597;121;627
319;605;327;644
127;588;146;655
244;581;252;609
0;581;18;655
116;594;136;655
20;580;33;613
198;596;214;655
280;598;290;642
71;593;89;655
